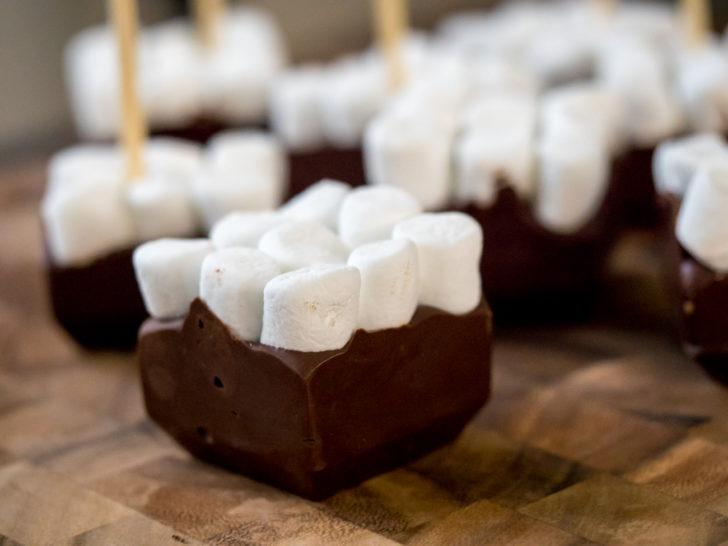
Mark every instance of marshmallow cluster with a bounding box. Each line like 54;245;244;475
66;7;288;139
364;81;617;233
133;180;483;352
42;132;286;266
653;133;728;197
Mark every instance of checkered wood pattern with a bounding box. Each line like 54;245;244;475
2;161;728;545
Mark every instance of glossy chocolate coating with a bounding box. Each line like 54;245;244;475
287;147;365;199
139;298;492;499
47;246;146;349
660;194;728;380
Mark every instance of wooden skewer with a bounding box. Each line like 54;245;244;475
372;0;408;92
195;0;225;50
589;0;617;20
108;0;146;180
681;0;712;48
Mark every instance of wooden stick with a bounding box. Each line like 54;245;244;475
589;0;617;20
195;0;225;50
108;0;146;179
372;0;408;91
681;0;712;48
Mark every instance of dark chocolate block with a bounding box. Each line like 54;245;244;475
47;246;146;349
610;146;662;228
660;193;728;381
287;147;365;199
139;298;492;499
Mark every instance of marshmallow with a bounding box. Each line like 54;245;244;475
454;127;535;206
460;92;536;136
258;220;349;272
200;7;288;123
260;265;361;352
199;248;281;341
653;133;728;196
535;133;609;233
133;238;214;319
279;179;350;230
41;177;135;266
364;111;453;210
319;57;388;147
210;211;290;248
126;177;198;241
338;186;422;248
393;212;482;315
269;66;326;151
676;162;728;273
47;145;123;195
540;84;626;154
675;46;728;133
469;55;540;96
145;138;202;184
191;171;281;231
347;238;419;331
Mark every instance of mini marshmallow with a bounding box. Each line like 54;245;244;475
133;238;214;319
210;210;290;248
279;179;350;230
191;171;281;231
364;111;453;210
46;145;123;195
200;247;281;341
469;55;540;96
145;138;202;184
269;66;326;151
393;212;482;315
460;92;536;136
258;220;349;272
126;177;197;241
454;127;535;206
260;265;361;352
41;177;135;266
319;57;388;147
535;133;609;233
347;238;419;331
338;186;422;248
676;162;728;273
653;133;728;196
675;46;728;133
206;130;287;202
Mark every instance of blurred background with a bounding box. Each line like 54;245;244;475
0;0;725;162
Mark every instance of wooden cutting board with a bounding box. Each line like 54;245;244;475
2;160;728;545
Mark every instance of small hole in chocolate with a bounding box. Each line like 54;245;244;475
231;410;238;417
198;320;204;329
197;426;207;438
213;376;223;388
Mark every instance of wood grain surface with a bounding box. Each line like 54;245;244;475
3;160;728;545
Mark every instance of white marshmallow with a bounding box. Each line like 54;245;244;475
269;66;326;151
191;171;281;231
126;177;197;241
653;133;728;196
206;130;287;201
347;238;419;331
338;186;422;248
319;57;388;147
41;176;135;266
535;133;609;233
460;92;536;136
47;145;123;195
676;162;728;273
676;46;728;133
258;220;349;272
260;265;361;352
133;238;214;319
210;210;290;248
199;248;281;341
200;7;288;123
145;138;202;184
469;55;540;96
279;179;350;230
364;111;453;210
454;127;535;206
393;212;482;315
